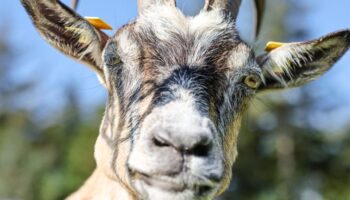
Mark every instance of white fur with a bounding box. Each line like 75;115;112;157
227;43;251;69
263;43;312;86
136;5;234;66
128;87;223;200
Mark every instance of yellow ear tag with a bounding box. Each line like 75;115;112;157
85;17;113;30
265;41;288;52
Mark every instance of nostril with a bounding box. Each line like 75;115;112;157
188;142;212;157
197;185;213;196
151;128;214;155
153;136;171;148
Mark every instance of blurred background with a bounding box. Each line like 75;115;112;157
0;0;349;199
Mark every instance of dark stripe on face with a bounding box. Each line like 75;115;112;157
152;66;219;115
119;87;142;144
114;65;127;136
205;29;237;68
101;97;118;148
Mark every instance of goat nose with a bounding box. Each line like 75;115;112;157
151;128;213;157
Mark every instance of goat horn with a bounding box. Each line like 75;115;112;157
71;0;79;10
203;0;241;19
138;0;176;14
253;0;265;37
203;0;265;37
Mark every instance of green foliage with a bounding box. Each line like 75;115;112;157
0;99;100;200
0;34;99;199
221;93;350;200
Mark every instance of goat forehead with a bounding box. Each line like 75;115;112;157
109;5;255;87
129;5;240;66
135;5;234;38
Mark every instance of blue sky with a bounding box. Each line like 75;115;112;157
1;0;349;127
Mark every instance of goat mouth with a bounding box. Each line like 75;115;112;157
134;172;187;192
132;171;215;195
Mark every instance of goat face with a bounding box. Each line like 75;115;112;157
101;6;259;199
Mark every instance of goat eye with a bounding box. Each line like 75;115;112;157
244;74;261;89
105;54;121;66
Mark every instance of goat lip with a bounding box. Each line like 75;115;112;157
133;171;216;195
135;172;188;192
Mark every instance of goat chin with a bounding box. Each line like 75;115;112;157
135;181;199;200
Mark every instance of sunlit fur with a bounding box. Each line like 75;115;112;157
20;0;350;199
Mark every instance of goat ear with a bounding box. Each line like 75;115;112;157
21;0;109;81
256;30;350;91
